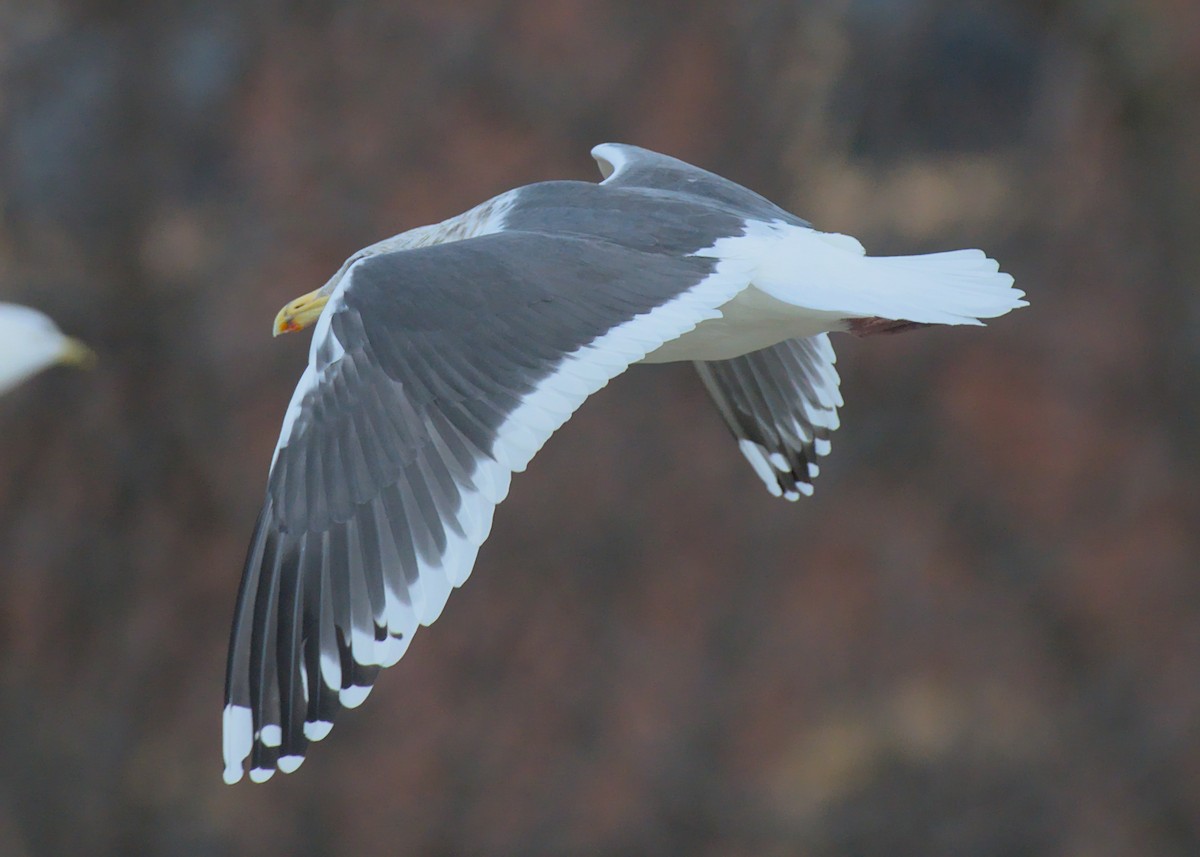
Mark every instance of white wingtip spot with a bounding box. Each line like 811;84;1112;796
339;685;372;708
738;438;779;494
797;482;815;497
259;725;282;748
304;715;333;739
222;705;253;784
249;767;276;783
376;633;412;667
304;720;334;741
278;755;305;774
814;438;832;456
808;462;820;478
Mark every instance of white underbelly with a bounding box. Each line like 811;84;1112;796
640;285;845;364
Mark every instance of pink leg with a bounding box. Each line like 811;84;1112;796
846;317;931;337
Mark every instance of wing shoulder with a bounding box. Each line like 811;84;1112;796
590;143;809;227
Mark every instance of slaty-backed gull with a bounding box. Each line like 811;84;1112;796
223;144;1026;783
0;303;94;396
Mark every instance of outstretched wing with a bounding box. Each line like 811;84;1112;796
224;229;754;784
694;335;843;501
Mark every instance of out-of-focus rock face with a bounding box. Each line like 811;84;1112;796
1;2;1197;854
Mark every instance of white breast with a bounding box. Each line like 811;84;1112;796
639;285;845;364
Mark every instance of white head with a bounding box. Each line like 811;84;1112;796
0;302;94;395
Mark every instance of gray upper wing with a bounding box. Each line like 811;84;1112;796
694;335;843;501
590;142;809;227
224;228;754;783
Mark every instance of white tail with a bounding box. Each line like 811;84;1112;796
742;222;1027;327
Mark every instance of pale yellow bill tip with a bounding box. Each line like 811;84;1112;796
59;336;97;370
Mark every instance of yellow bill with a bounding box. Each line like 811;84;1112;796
274;289;329;337
58;336;97;370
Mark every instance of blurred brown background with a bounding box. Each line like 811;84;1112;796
1;0;1198;854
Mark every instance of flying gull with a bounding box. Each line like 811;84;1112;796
0;303;94;396
224;144;1026;783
